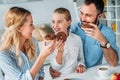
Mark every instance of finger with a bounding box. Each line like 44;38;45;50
81;67;86;73
76;66;85;73
54;72;61;76
76;67;80;73
51;72;61;78
80;68;84;73
84;28;95;35
83;28;94;35
49;67;56;78
43;40;46;46
59;42;65;49
86;31;95;37
57;39;64;45
76;68;79;73
84;27;94;31
89;23;98;29
43;41;52;47
51;39;56;44
83;67;86;71
57;40;64;49
79;67;84;73
84;30;94;35
49;67;61;78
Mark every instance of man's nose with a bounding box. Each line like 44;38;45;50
80;15;87;22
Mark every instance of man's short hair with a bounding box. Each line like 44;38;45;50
84;0;104;14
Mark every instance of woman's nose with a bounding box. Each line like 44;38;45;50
33;25;35;29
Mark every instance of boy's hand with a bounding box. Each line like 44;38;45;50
76;64;86;73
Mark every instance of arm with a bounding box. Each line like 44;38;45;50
56;50;64;65
0;40;55;80
49;40;65;78
0;51;33;80
76;37;86;73
36;42;44;79
30;40;56;79
77;37;85;66
99;37;118;67
55;40;65;64
38;66;44;80
49;50;63;78
82;23;119;67
50;40;65;71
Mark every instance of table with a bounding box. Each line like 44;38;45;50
53;64;120;80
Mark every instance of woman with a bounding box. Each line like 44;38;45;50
49;7;86;78
0;6;55;80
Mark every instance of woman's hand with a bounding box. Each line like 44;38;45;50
40;40;56;58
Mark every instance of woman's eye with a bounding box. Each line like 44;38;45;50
30;23;33;26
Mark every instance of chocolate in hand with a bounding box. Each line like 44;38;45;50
44;33;56;40
44;32;67;42
82;23;93;28
56;32;67;42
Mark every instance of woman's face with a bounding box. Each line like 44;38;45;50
52;13;71;34
19;15;34;39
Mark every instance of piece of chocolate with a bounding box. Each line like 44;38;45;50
44;32;67;42
56;32;67;42
44;33;56;40
82;23;94;29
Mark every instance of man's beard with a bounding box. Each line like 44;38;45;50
81;16;98;28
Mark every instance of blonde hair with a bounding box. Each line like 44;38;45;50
38;24;55;38
32;24;54;42
0;6;36;66
54;7;71;21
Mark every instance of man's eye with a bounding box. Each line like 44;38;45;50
86;14;91;17
80;12;83;15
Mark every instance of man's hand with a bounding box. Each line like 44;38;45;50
82;23;118;67
81;23;107;45
49;66;61;78
76;64;86;73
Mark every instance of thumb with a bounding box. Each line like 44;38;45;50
43;40;46;46
89;23;97;29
